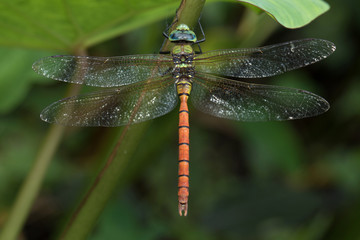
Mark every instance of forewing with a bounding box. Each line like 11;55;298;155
191;73;329;121
33;54;173;87
195;39;335;78
40;76;178;126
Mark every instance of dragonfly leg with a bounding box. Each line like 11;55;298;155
195;15;206;44
195;43;203;54
194;16;205;54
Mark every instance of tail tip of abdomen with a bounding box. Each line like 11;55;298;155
179;202;188;216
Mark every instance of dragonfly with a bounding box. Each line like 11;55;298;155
33;24;335;216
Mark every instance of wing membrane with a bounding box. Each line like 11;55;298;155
40;76;177;126
195;39;335;78
191;73;329;121
33;54;174;87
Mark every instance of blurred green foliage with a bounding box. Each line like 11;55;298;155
1;0;360;239
0;0;178;50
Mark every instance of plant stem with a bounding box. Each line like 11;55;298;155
60;123;148;240
60;0;206;239
0;48;87;240
0;124;64;240
161;0;206;52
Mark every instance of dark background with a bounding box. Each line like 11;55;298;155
1;0;360;239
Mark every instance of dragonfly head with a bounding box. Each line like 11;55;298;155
169;24;197;43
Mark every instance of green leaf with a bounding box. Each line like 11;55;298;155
0;48;53;113
238;0;330;28
0;0;179;51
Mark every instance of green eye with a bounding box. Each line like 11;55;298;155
168;25;197;43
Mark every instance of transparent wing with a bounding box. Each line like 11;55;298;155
40;76;178;126
195;39;335;78
191;73;329;121
33;54;174;87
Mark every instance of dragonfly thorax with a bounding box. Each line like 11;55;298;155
172;44;195;81
169;25;196;82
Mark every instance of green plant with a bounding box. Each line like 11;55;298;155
1;0;340;239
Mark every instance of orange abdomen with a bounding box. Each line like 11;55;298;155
178;93;190;216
